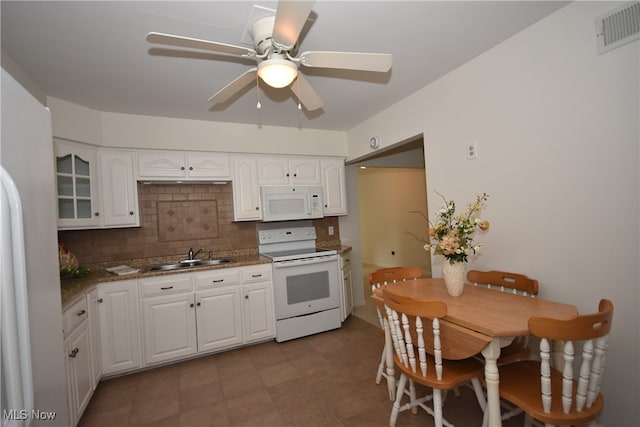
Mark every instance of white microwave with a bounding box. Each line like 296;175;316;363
260;185;324;222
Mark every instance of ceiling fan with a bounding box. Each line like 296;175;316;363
146;0;392;111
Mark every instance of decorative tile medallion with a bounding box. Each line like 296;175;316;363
157;200;219;242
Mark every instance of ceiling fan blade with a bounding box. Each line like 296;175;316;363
208;68;258;104
299;51;392;72
290;74;323;111
147;32;256;57
272;0;315;50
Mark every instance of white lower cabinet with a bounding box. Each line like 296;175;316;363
241;264;275;343
140;274;197;365
340;250;353;322
242;282;274;342
86;264;273;383
142;292;198;365
138;264;274;364
195;286;244;352
97;279;141;375
63;298;93;426
86;288;102;388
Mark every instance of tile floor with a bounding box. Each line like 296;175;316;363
79;314;528;427
79;264;526;426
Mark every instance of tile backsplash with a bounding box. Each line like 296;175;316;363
59;183;340;265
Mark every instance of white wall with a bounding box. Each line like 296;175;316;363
48;97;347;157
346;2;639;425
358;168;430;273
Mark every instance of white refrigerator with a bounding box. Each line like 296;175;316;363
1;68;69;426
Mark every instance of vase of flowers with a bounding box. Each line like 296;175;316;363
424;192;490;296
441;260;466;296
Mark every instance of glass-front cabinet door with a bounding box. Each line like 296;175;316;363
55;140;100;229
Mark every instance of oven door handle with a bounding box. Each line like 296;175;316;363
272;255;338;268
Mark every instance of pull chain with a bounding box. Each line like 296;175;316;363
256;73;262;109
297;75;302;110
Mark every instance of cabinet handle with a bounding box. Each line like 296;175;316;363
129;211;134;215
76;310;86;317
180;166;185;171
245;295;249;299
189;166;193;171
94;212;100;217
212;279;224;283
255;206;259;210
190;303;194;308
97;298;103;303
251;274;262;278
197;302;201;306
69;348;79;358
160;286;174;290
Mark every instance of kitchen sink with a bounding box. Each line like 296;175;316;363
147;258;234;272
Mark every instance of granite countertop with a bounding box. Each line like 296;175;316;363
318;241;352;254
60;251;271;308
60;243;352;308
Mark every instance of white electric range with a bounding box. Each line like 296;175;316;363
258;226;341;342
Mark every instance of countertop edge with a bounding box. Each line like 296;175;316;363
61;255;272;309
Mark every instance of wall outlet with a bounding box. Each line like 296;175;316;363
467;142;478;160
328;226;334;236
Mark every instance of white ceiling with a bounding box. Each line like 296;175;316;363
1;1;569;131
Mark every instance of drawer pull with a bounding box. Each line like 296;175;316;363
160;286;174;290
76;310;86;316
212;279;224;283
251;274;262;278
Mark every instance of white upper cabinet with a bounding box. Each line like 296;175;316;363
137;151;230;180
99;150;139;227
231;156;262;221
55;140;100;229
186;153;231;178
320;158;348;216
258;157;321;185
55;140;141;230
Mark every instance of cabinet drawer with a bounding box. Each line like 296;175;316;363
241;265;272;283
194;268;241;289
64;297;89;337
140;275;193;297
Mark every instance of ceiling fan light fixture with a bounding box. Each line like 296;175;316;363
257;58;298;88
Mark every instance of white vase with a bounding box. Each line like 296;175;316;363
442;260;466;296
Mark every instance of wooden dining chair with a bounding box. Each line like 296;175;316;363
382;290;488;427
467;270;539;365
496;299;613;427
370;267;423;400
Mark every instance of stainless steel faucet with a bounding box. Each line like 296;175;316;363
187;247;204;260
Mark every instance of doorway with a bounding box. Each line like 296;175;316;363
345;135;430;324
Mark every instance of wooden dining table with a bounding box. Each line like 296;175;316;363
374;278;578;427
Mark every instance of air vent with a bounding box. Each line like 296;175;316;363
595;1;640;54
